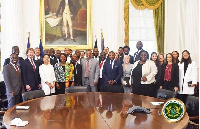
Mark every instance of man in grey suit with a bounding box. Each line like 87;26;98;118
3;54;23;108
81;50;100;92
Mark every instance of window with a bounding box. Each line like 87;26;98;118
129;2;157;56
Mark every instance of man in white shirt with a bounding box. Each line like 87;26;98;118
34;47;43;66
93;48;99;61
133;41;144;62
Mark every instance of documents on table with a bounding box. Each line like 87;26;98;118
10;118;29;127
15;106;30;110
151;102;164;106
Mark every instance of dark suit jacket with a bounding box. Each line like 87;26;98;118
56;0;76;17
160;63;179;90
21;59;41;91
33;56;43;66
3;64;23;95
73;63;82;85
102;60;123;85
3;57;24;67
50;56;58;67
120;54;134;64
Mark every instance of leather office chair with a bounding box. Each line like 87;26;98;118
185;96;199;128
156;89;176;100
22;90;45;102
100;85;124;93
66;86;90;93
0;81;8;112
0;81;7;129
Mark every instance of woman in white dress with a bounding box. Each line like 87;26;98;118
177;50;197;103
39;54;56;95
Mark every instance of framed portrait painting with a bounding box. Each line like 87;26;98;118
40;0;92;50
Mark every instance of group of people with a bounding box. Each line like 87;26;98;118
2;41;197;109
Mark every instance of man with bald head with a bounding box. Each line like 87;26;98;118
133;41;144;62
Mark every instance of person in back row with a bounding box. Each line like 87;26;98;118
3;46;24;67
133;41;144;62
123;46;134;64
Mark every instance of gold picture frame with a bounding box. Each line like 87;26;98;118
40;0;92;50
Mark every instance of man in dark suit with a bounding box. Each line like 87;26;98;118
118;47;124;63
50;48;58;66
3;46;24;67
98;52;106;91
102;51;123;86
3;54;23;108
34;47;43;66
71;54;82;86
21;48;41;92
123;46;134;64
93;48;99;61
133;41;144;62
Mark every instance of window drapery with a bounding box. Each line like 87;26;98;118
124;0;129;45
130;0;163;10
126;0;164;54
153;0;165;54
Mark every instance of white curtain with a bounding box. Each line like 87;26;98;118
92;0;125;52
129;4;157;55
1;0;24;69
165;0;199;66
180;0;199;66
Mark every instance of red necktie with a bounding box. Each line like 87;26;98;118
14;65;20;76
31;59;36;71
85;60;89;77
100;61;103;69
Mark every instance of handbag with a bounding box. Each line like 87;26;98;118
121;77;130;87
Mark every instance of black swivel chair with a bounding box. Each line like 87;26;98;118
185;96;199;128
0;81;8;112
66;86;90;93
0;81;8;129
100;85;124;93
22;90;45;102
156;89;176;100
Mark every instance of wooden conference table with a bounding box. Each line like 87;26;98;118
3;92;189;129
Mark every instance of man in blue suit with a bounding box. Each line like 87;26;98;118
21;48;41;92
102;51;123;86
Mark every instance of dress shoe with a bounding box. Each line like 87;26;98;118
63;37;68;41
71;38;76;42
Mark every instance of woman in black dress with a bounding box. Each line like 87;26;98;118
160;53;179;92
